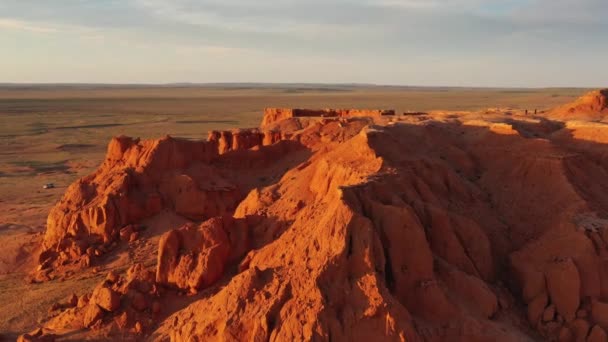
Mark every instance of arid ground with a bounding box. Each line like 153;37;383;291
0;85;599;341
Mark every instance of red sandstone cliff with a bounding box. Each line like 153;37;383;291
39;129;287;275
26;101;608;341
548;89;608;121
261;108;395;128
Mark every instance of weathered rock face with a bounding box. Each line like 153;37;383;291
261;108;395;127
33;99;608;341
40;128;287;270
207;128;281;154
156;216;252;292
155;114;608;341
45;136;216;248
548;89;608;121
155;123;515;341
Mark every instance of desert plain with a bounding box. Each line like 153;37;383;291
3;84;608;341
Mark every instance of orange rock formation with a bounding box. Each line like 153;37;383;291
261;108;395;127
39;130;287;276
24;94;608;341
548;89;608;121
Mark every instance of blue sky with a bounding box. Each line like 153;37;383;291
1;0;607;87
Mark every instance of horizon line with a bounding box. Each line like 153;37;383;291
0;82;598;90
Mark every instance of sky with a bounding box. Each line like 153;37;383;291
1;0;607;87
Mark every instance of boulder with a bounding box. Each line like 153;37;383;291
83;304;104;327
570;319;590;342
543;304;556;322
546;257;581;322
156;218;233;291
129;291;148;312
90;286;120;312
592;300;608;331
588;325;608;342
528;293;548;325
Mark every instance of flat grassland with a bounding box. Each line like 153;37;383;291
0;85;588;227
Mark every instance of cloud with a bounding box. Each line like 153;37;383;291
132;0;375;36
0;0;606;86
0;18;59;33
511;0;608;25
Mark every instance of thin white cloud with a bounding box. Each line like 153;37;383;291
372;0;455;9
133;0;377;35
0;18;60;33
511;0;607;25
0;0;606;86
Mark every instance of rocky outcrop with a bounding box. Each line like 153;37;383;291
32;97;608;341
156;216;252;292
548;89;608;121
39;128;287;271
545;257;581;322
261;108;395;127
40;114;377;274
207;128;284;154
154;124;523;341
508;223;608;340
43;263;159;334
44;136;219;248
153;111;604;341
